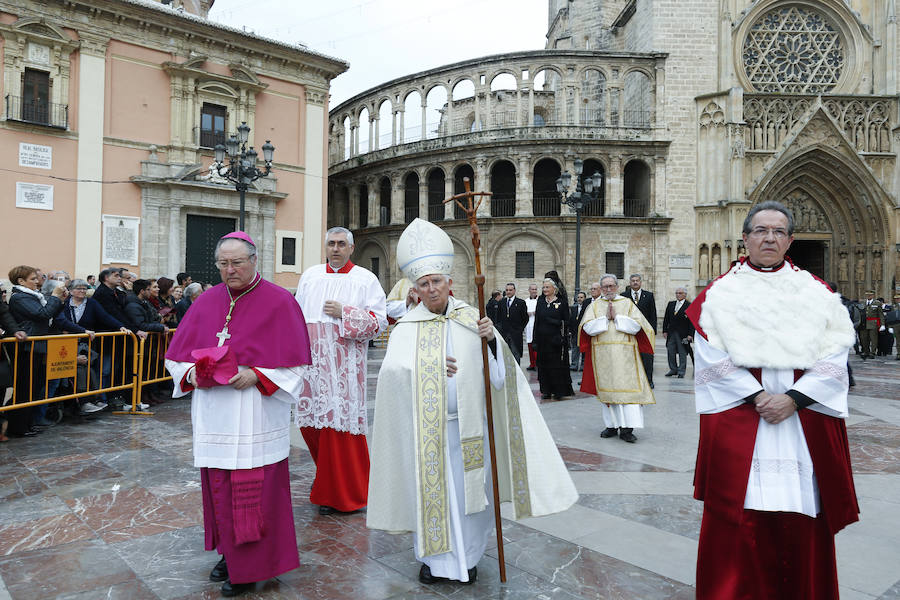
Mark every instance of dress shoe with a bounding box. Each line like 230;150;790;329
419;564;448;584
648;382;655;389
664;371;677;377
677;374;685;378
318;505;337;515
619;428;637;443
209;556;228;582
526;366;536;371
221;579;254;597
600;427;619;438
540;393;552;399
463;566;477;584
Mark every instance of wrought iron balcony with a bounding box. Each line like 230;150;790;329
5;95;68;129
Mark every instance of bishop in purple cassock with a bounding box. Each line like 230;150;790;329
166;231;311;597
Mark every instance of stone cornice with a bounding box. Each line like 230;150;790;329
130;176;288;200
162;57;268;93
0;0;348;86
78;31;110;57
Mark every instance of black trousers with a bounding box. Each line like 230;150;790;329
666;332;689;375
640;352;654;385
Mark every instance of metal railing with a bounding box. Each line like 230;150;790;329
532;194;562;216
404;206;419;223
199;129;225;149
5;95;68;129
0;330;177;419
490;196;516;217
428;203;445;221
624;197;650;217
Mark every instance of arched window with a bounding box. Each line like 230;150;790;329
623;160;651;217
490;73;518;128
623;71;651;127
532;158;561;216
358;107;370;153
404;172;419;223
425;86;448;139
377;100;393;150
379;177;391;226
581;69;607;125
427;169;446;221
490;161;516;217
403;90;422;143
454;164;475;219
580;159;605;216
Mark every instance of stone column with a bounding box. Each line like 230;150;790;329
367;179;379;228
473;91;481;131
528;85;535;125
516;87;523;126
446;97;454;136
373;115;380;151
75;33;109;276
887;2;897;94
418;175;429;221
607;156;624;216
301;87;329;268
475;158;489;218
573;86;581;125
515;154;532;217
167;204;181;276
349;181;360;230
368;115;374;152
391;174;404;225
421;100;427;140
444;170;455;220
654;156;667;216
398;109;405;144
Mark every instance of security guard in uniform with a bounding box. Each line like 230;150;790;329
858;290;881;359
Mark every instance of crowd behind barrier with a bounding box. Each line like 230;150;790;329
0;265;219;439
0;330;175;422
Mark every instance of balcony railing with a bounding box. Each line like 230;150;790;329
5;95;68;129
532;194;561;216
379;206;390;227
623;109;651;128
199;129;225;149
404;206;419;223
427;203;445;221
490;196;516;217
624;197;650;217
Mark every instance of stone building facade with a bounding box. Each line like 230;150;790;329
327;0;899;313
2;0;346;287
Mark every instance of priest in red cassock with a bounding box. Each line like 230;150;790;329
165;231;311;597
686;201;858;599
293;227;387;515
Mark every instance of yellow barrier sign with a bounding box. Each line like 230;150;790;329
47;338;77;378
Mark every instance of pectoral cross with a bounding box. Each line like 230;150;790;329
216;325;231;347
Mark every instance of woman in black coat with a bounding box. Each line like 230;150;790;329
6;265;67;434
534;278;574;400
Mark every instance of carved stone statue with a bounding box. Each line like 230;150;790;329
855;253;866;283
699;245;710;281
712;245;722;278
838;253;849;282
872;251;882;285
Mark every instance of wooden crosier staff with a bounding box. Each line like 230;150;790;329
443;177;507;583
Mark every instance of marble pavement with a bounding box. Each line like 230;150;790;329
0;342;897;599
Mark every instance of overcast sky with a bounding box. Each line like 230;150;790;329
208;0;549;107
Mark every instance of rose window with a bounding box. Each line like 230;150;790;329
742;5;844;93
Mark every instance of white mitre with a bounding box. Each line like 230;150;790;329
397;218;454;281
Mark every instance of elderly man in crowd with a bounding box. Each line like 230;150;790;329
578;274;656;443
368;218;577;585
176;282;203;323
166;232;311;597
686;201;858;599
662;287;693;378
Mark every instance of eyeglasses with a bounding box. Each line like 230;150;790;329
72;287;88;291
215;258;253;269
747;227;789;239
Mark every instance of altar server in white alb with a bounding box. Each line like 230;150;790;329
294;227;387;515
368;218;577;585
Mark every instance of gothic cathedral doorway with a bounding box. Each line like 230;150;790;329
787;239;827;281
186;214;236;285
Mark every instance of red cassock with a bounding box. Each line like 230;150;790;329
687;271;859;600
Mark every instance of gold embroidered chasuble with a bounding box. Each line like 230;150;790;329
367;296;578;557
579;297;657;405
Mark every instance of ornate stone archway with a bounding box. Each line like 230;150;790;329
748;141;893;298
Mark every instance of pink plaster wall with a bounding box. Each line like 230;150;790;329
106;41;171;143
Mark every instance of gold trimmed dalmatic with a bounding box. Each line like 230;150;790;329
578;297;656;405
367;296;577;557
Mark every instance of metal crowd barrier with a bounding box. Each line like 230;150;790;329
0;329;176;419
0;331;137;415
126;329;176;417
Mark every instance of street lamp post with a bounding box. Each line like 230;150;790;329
557;158;603;297
213;122;275;231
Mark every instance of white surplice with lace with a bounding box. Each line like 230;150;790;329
293;264;387;434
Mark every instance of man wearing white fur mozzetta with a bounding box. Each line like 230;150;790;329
686;201;858;600
367;219;577;585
